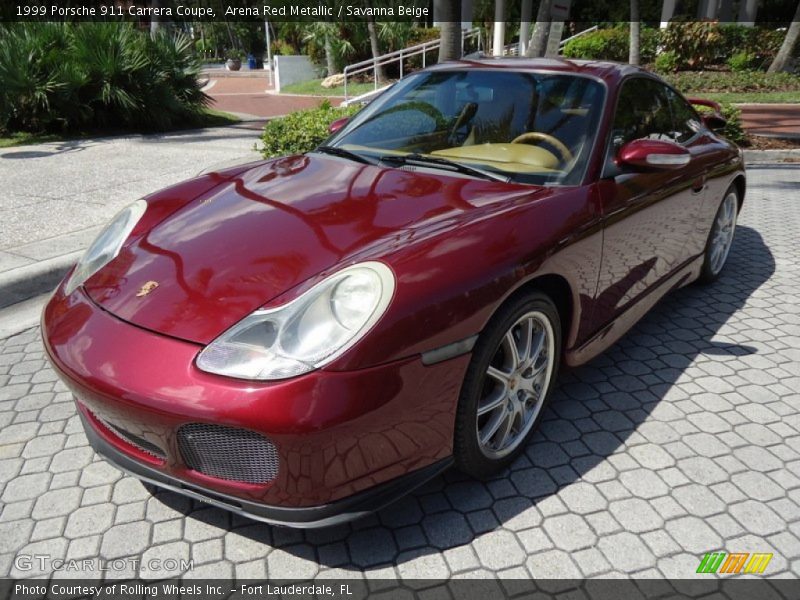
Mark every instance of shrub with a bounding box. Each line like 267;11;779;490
660;20;723;70
727;51;757;71
663;70;800;94
693;101;747;146
654;51;681;73
562;26;658;63
261;100;361;158
660;21;784;70
0;22;208;135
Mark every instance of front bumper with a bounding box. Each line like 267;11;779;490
79;408;452;528
43;286;470;524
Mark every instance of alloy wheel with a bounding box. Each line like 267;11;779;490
709;192;738;275
476;311;555;459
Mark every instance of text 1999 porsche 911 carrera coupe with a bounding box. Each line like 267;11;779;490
42;59;745;527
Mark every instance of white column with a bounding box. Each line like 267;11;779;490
738;0;758;26
493;0;506;56
660;0;676;28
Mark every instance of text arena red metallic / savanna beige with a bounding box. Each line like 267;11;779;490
42;59;745;527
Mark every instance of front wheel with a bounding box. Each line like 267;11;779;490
454;292;562;479
697;187;739;284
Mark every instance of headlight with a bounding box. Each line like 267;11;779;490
63;200;147;295
196;262;395;380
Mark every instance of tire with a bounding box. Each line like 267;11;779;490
454;292;562;479
697;186;739;285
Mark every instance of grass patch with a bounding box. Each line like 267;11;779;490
701;92;800;104
281;78;384;97
0;109;240;148
0;132;64;148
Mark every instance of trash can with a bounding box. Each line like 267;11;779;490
247;54;257;70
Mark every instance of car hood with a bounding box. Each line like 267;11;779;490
84;154;543;345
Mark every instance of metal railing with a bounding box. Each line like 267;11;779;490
502;25;598;57
343;28;482;101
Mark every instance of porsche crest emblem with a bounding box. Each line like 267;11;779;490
136;281;159;297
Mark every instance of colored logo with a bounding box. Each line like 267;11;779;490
136;280;159;297
696;552;773;574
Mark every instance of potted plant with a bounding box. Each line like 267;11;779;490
225;50;244;71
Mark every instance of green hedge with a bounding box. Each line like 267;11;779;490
563;26;659;63
663;70;800;94
0;22;208;135
563;22;785;71
260;100;361;158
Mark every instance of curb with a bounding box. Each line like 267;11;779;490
0;251;82;310
744;149;800;164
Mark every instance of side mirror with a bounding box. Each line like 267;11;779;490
687;97;727;132
328;117;350;135
617;139;691;171
701;113;727;131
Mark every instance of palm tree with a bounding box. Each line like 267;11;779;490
303;23;339;76
436;0;462;63
526;0;551;58
365;8;385;83
769;1;800;73
629;0;641;65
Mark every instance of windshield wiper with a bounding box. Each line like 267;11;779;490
380;153;509;183
314;145;377;165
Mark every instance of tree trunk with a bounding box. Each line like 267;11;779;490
324;34;337;76
366;13;386;83
150;0;162;37
629;0;641;65
769;1;800;73
526;0;551;58
437;0;462;63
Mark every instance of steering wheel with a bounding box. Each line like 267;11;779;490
510;132;574;165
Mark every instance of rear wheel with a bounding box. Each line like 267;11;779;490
454;292;562;478
698;187;739;284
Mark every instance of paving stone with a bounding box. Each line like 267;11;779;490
731;471;785;502
672;484;726;518
32;488;82;520
608;498;664;533
140;540;191;578
266;545;319;579
1;472;50;502
542;513;596;552
597;532;655;572
348;528;397;567
64;504;115;538
1;172;800;578
665;516;722;554
100;522;152;559
729;500;785;536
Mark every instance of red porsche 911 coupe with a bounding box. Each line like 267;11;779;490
42;59;744;527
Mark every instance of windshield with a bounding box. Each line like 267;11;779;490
328;69;605;186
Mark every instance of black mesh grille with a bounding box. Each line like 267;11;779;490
177;423;279;484
98;416;166;461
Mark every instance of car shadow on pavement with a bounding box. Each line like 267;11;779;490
148;224;774;569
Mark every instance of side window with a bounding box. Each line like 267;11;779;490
666;87;702;144
609;78;674;153
604;78;675;176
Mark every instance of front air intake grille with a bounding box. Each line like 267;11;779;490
177;423;279;484
97;416;166;461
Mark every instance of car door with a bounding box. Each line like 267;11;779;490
591;76;706;331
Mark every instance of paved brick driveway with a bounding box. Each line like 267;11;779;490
1;165;799;580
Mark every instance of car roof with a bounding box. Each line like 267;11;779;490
428;57;651;84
